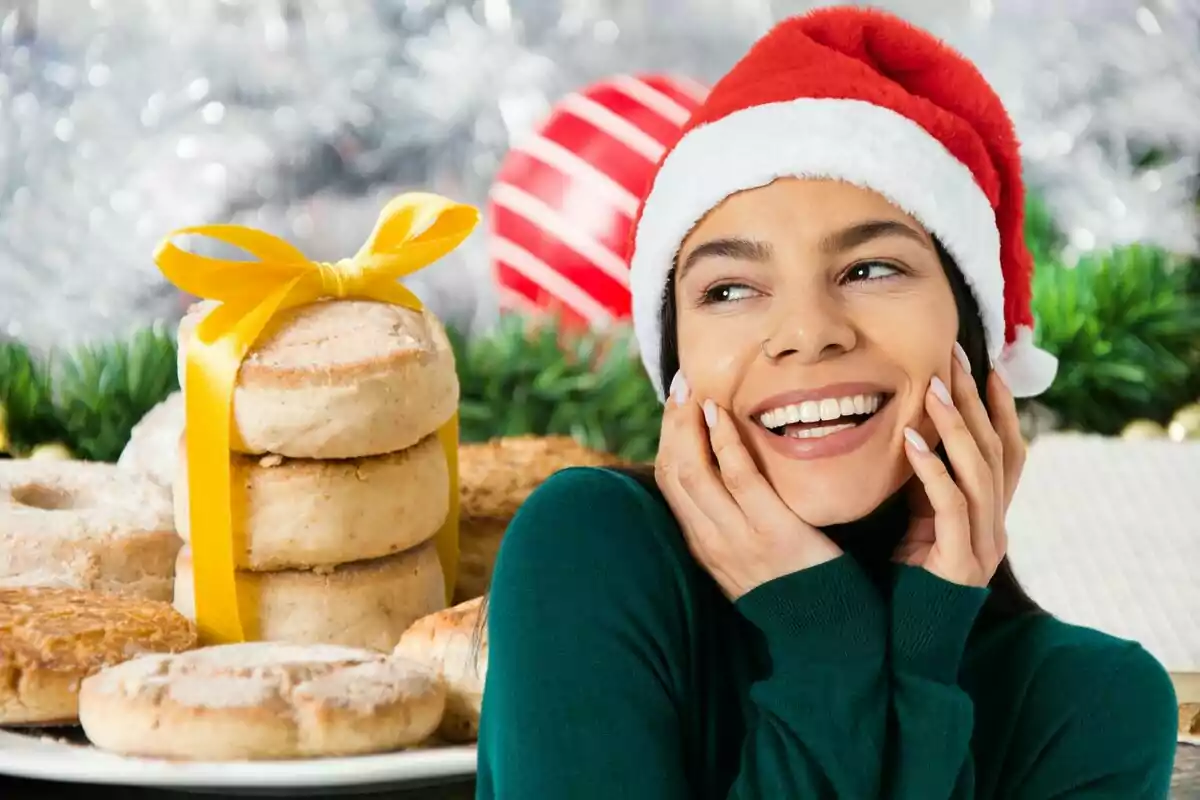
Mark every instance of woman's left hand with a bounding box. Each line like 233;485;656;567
895;345;1026;588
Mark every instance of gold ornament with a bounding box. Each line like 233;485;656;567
1120;419;1167;440
1167;403;1200;442
26;443;74;461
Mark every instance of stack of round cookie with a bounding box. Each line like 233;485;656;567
172;299;455;652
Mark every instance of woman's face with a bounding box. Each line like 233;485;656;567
674;178;958;526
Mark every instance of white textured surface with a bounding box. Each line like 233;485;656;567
1007;435;1200;675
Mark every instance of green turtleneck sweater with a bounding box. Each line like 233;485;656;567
477;467;1178;799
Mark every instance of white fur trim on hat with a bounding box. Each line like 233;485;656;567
631;98;1013;399
998;325;1058;397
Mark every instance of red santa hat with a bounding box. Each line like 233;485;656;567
629;7;1058;400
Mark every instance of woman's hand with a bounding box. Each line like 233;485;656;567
896;344;1026;588
654;374;843;600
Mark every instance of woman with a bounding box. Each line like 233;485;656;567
477;8;1179;798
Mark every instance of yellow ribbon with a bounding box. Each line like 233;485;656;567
154;193;479;645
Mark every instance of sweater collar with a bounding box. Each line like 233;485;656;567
820;488;910;587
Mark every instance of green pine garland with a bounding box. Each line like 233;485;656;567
0;325;180;460
451;318;660;462
0;338;66;455
52;325;182;461
1031;246;1200;434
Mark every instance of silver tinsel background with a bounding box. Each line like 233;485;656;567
1;0;1198;352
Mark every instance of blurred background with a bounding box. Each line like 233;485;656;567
2;0;1199;462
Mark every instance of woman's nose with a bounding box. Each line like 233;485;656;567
761;291;857;364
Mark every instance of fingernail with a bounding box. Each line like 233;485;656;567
953;342;971;374
904;427;930;452
930;376;953;405
669;371;690;405
992;361;1011;390
702;399;717;428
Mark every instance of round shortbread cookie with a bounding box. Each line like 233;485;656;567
394;597;487;743
174;433;448;570
118;391;184;490
0;586;197;725
174;540;446;653
0;461;182;602
78;642;445;760
455;436;622;602
178;299;458;460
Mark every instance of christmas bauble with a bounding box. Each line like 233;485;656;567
490;74;708;329
1167;403;1200;441
1120;419;1167;440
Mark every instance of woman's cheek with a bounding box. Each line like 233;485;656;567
678;358;732;407
678;335;752;407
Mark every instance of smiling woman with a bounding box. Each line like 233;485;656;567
673;180;958;526
477;7;1179;800
652;179;1041;620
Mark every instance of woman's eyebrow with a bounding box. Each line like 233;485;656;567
678;220;929;276
818;220;929;254
678;238;772;276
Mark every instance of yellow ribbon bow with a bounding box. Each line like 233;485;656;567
155;193;479;644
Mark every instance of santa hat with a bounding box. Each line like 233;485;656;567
629;7;1058;400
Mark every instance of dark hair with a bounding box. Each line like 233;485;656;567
612;236;1043;623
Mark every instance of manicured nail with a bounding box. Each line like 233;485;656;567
953;342;971;374
992;361;1011;390
669;371;690;405
904;427;930;452
702;399;718;428
930;376;952;405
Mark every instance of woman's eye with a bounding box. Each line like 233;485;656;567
844;261;901;282
702;283;759;304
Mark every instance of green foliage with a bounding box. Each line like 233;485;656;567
450;316;660;463
51;325;181;461
0;326;179;461
0;339;66;454
1032;245;1200;434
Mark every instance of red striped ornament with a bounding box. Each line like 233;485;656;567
489;74;708;329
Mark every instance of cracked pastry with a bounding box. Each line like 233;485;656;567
0;586;197;725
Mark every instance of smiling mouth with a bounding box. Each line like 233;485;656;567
756;393;893;439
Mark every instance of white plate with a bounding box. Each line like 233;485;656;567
0;728;476;795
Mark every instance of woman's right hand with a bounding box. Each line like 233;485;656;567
654;373;843;600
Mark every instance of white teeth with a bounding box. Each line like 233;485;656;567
758;393;885;429
786;422;856;439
